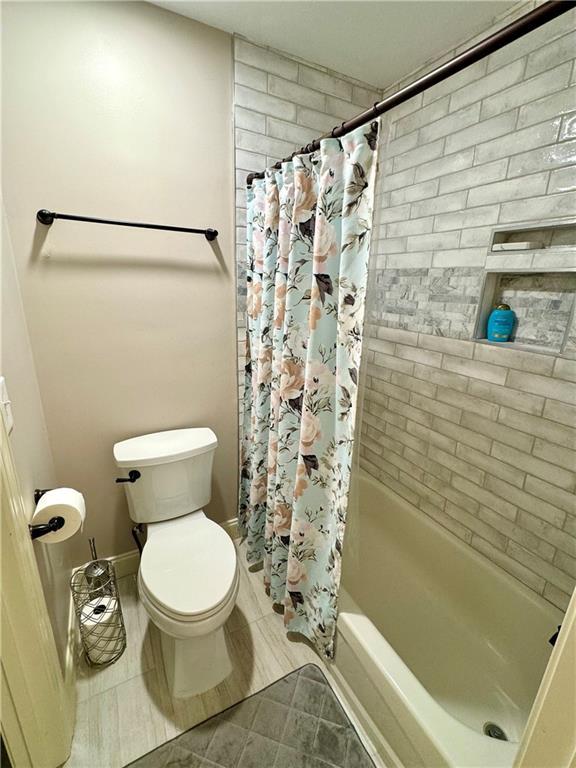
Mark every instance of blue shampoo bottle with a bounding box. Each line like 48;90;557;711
487;303;515;343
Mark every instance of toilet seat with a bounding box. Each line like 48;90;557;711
139;514;238;621
139;568;239;624
138;567;239;640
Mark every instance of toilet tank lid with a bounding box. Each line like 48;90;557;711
113;428;217;467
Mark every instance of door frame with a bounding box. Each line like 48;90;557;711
515;585;576;767
1;415;75;767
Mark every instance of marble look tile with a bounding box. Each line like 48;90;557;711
234;40;298;81
468;171;549;207
499;189;576;223
450;58;525;111
481;62;571;120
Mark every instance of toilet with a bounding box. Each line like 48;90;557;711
113;427;239;698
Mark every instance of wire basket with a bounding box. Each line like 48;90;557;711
70;559;127;666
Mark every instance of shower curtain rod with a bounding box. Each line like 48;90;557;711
246;0;574;184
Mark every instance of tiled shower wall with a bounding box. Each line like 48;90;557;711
360;328;576;610
233;37;380;424
233;7;576;611
370;7;576;341
361;5;576;611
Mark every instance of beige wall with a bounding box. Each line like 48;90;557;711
2;1;237;563
2;202;76;668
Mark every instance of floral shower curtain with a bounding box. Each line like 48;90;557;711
239;122;379;658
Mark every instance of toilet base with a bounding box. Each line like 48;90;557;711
160;626;232;698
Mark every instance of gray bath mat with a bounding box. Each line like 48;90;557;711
127;664;375;768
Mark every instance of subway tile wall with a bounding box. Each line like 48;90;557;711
362;4;576;611
360;327;576;610
370;7;576;339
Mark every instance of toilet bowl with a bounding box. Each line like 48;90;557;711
113;427;239;698
138;511;239;697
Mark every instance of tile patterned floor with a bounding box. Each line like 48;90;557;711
128;665;375;768
65;540;381;768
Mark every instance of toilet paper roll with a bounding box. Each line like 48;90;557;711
80;596;120;664
31;487;85;543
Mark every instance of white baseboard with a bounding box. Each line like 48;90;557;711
108;549;140;578
222;516;240;540
64;595;78;725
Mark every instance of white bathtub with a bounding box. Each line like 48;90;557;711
333;470;563;768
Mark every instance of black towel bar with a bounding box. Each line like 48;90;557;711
36;209;218;241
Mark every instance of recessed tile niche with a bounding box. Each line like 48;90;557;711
475;222;576;357
491;223;576;251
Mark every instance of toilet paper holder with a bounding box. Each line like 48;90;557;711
30;515;66;540
30;488;65;540
34;487;52;504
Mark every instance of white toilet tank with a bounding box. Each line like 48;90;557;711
113;428;217;523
